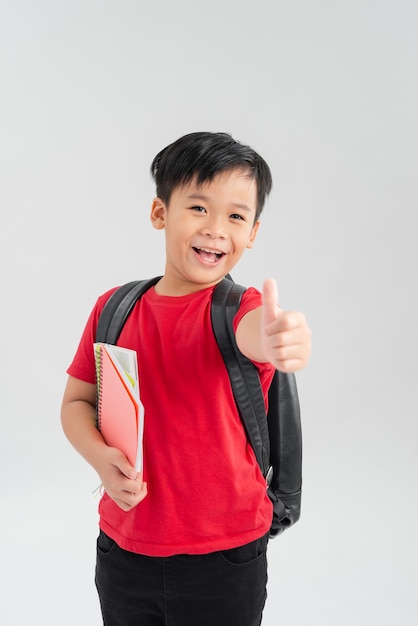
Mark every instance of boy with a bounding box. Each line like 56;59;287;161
61;131;311;626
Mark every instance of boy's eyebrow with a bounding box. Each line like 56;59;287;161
187;193;253;213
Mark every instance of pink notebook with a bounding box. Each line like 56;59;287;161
94;343;144;471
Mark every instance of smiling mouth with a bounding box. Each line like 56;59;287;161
193;247;225;263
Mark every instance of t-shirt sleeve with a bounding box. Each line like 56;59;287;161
66;288;118;384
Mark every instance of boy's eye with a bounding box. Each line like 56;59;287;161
230;213;245;221
191;206;206;213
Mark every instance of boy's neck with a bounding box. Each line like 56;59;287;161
154;275;224;297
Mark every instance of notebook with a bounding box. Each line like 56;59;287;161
94;342;144;471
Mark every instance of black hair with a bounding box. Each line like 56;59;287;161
150;132;272;221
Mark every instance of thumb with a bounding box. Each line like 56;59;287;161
262;278;282;327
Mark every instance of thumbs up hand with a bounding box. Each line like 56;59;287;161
261;278;311;373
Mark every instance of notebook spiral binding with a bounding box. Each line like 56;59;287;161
94;343;103;429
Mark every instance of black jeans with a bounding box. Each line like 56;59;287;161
95;531;269;626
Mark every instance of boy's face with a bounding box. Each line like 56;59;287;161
151;168;260;295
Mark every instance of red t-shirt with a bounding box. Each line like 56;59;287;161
67;283;275;556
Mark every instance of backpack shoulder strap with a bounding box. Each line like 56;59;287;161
211;277;270;478
212;278;303;535
95;276;162;344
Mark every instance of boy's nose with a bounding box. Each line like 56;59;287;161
201;216;226;238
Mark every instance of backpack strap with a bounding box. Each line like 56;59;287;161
95;277;162;344
211;277;271;478
212;277;303;535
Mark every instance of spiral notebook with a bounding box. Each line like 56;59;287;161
94;342;144;471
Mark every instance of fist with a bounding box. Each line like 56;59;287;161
261;278;311;373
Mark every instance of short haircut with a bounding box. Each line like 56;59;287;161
150;132;272;221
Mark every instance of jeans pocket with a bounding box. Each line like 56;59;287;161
97;530;117;556
220;533;269;565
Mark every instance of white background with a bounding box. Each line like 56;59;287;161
1;1;417;624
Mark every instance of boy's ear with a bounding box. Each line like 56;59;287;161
150;198;167;230
246;220;260;248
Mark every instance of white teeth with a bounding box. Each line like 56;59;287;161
195;247;223;254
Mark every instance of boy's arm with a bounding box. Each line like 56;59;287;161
61;376;147;511
235;278;311;373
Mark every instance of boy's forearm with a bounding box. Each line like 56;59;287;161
236;307;267;363
61;400;108;472
61;398;147;510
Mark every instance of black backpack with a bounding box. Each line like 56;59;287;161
95;276;302;537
